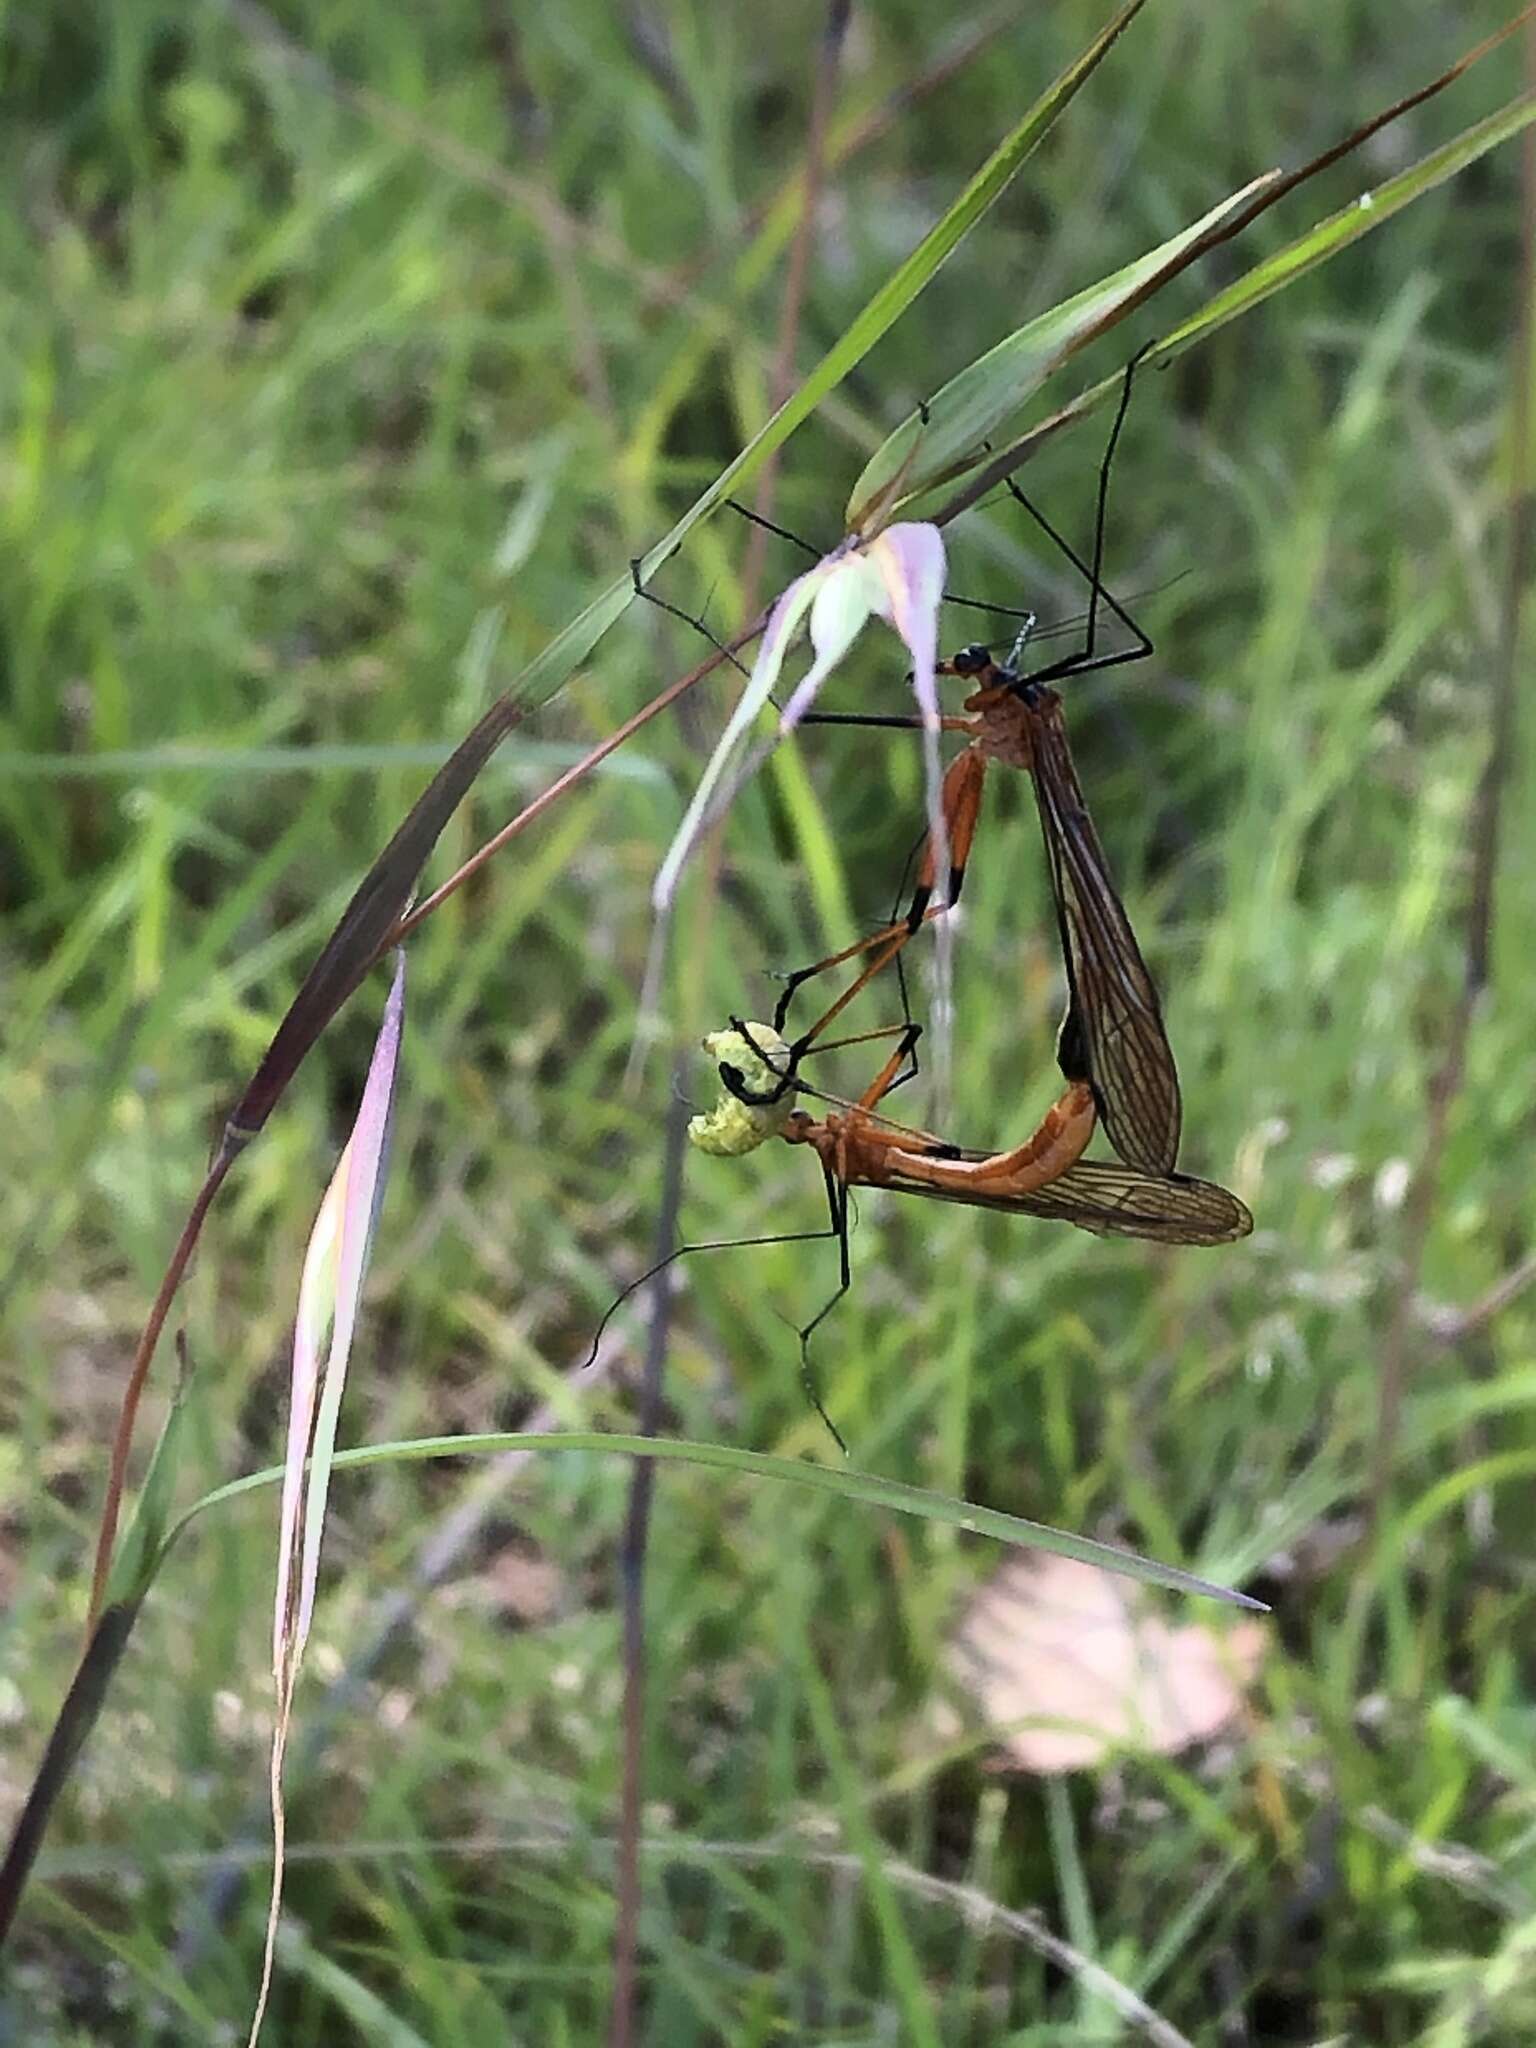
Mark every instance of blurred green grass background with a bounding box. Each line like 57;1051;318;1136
3;2;1535;2040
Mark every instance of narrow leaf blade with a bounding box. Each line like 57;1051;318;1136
933;87;1536;528
251;956;406;2048
181;1431;1266;1611
847;174;1274;528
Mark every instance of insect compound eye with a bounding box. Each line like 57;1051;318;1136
956;643;989;674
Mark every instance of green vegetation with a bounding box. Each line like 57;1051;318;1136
3;2;1534;2040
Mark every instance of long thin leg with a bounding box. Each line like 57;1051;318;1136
1077;344;1140;667
797;1165;853;1456
724;500;821;560
722;1010;928;1128
580;1222;842;1372
714;740;982;1114
809;1022;922;1059
770;743;989;1048
855;1021;925;1114
882;819;930;1095
630;559;751;677
807;1020;925;1101
999;349;1153;689
723;500;1045;625
998;478;1151;683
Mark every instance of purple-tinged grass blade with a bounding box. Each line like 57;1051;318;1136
249;956;404;2047
638;524;949;1054
226;693;515;1141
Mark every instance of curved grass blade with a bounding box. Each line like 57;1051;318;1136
846;174;1274;531
932;81;1536;529
250;957;405;2046
1154;88;1536;371
172;1430;1264;1610
0;1420;1259;1951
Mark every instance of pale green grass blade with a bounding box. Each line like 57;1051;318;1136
102;1357;193;1610
845;175;1274;529
934;86;1536;526
174;1430;1264;1608
503;0;1149;719
1155;90;1536;367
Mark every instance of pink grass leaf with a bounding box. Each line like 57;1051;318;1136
249;954;405;2047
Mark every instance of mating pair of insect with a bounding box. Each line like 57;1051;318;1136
602;369;1252;1443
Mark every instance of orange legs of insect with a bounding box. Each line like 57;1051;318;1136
739;729;989;1103
772;1018;1099;1427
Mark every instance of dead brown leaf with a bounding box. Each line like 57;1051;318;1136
947;1553;1266;1773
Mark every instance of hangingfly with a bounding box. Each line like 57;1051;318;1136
685;1016;1249;1450
738;636;1182;1178
696;1022;1248;1248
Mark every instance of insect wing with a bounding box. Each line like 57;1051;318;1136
1026;693;1182;1177
876;1153;1251;1246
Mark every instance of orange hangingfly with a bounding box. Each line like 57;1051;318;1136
730;634;1182;1179
680;1015;1249;1449
727;353;1183;1177
584;1016;1249;1453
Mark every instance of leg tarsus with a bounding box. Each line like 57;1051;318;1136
582;1219;843;1372
631;565;751;677
800;1344;849;1458
796;1171;853;1455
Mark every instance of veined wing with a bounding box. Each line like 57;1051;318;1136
870;1153;1251;1246
1024;689;1182;1177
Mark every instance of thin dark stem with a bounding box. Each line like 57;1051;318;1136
382;623;759;955
1371;16;1536;1521
930;4;1536;535
86;1137;243;1630
607;17;838;1930
608;1073;690;2048
0;1602;142;1945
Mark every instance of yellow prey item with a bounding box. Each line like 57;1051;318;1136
687;1025;796;1157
